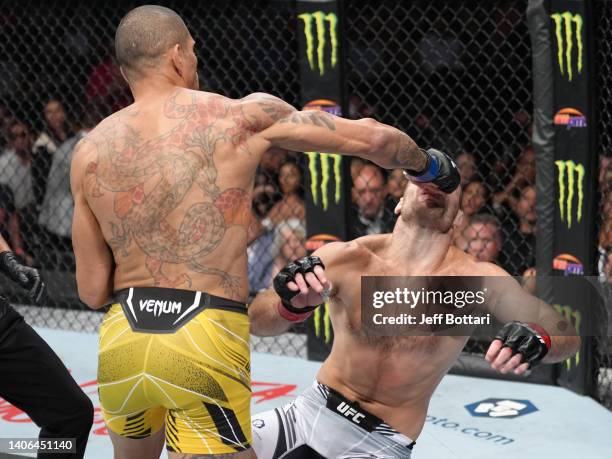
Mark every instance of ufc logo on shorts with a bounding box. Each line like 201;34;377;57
336;402;365;424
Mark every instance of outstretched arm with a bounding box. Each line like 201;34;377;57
248;94;427;171
476;262;580;374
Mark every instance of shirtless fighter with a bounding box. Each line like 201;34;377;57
248;179;581;458
69;5;457;459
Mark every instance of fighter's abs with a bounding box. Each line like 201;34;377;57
83;90;257;299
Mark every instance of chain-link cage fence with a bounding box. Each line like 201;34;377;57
344;1;533;356
594;0;612;410
0;0;307;356
0;0;608;385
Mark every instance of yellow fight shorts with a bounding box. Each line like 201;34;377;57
98;287;251;455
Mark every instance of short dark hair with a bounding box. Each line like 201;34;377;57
469;213;502;242
115;5;190;77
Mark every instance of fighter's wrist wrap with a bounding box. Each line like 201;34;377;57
404;148;440;182
495;321;551;366
273;256;325;322
403;148;461;193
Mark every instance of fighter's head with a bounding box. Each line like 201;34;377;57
395;179;461;233
115;5;199;90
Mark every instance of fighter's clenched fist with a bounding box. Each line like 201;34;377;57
485;321;551;375
273;256;331;322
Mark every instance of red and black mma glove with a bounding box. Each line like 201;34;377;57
0;251;46;304
273;256;325;323
495;321;552;368
403;148;461;193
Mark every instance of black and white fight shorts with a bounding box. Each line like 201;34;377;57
252;381;415;458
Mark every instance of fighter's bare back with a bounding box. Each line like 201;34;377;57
72;90;294;301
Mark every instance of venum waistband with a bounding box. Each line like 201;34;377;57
113;286;246;334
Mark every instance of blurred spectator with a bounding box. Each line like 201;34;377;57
37;110;99;269
32;98;73;208
270;218;307;281
259;150;287;186
348;94;376;119
464;213;502;263
499;185;536;275
454;180;488;249
461;181;488;217
0;120;35;262
350;164;395;238
599;218;612;283
386;168;408;204
0;120;34;210
267;161;305;225
351;157;366;181
514;146;536;187
456;151;478;187
247;182;279;292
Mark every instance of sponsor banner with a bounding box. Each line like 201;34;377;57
297;2;342;102
553;253;584;275
464;399;538;419
549;0;598;394
424;414;515;445
297;1;347;361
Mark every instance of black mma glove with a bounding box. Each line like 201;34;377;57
273;256;326;318
0;251;46;304
495;321;551;367
403;148;461;193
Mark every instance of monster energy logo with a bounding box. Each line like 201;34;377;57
307;152;342;211
555;160;584;229
553;304;581;370
299;11;338;76
314;302;333;344
550;12;584;82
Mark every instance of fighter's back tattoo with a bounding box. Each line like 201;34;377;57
82;90;260;299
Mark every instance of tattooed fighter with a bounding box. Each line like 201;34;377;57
70;5;457;459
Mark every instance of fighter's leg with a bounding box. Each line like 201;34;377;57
108;427;166;459
251;405;322;459
0;301;94;459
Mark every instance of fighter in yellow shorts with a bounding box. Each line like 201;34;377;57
98;288;251;454
70;5;431;457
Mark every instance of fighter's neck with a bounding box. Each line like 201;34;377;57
130;76;183;102
386;221;452;271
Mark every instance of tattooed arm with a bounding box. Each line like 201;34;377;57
250;93;427;171
70;140;114;309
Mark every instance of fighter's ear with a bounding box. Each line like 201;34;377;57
170;43;184;77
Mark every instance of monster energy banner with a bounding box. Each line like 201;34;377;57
297;1;346;360
549;0;598;394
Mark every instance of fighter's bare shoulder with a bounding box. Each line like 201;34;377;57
448;246;510;277
237;92;297;125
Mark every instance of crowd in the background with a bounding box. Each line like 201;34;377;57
0;98;104;272
1;95;610;295
247;116;612;294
